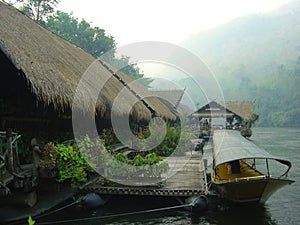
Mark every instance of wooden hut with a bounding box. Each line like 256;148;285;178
0;2;175;135
221;101;255;121
191;100;255;129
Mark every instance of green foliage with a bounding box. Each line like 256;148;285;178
27;216;35;225
131;153;168;178
145;152;161;165
114;153;129;163
39;142;92;186
148;126;192;157
16;2;152;86
241;127;252;138
99;128;116;146
107;56;153;87
75;135;169;180
132;155;144;166
55;143;91;185
269;109;300;127
150;126;178;156
17;0;60;24
45;11;115;58
183;2;300;127
207;58;300;127
200;130;209;137
44;11;152;87
39;142;58;176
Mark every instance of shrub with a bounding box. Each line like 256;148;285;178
39;142;93;186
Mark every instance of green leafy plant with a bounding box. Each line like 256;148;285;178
39;135;170;186
56;143;92;186
27;216;35;225
148;126;193;157
39;142;58;177
132;155;145;166
39;142;93;186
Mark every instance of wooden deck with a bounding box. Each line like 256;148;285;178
82;152;208;197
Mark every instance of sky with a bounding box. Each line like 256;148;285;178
58;0;292;47
57;0;295;107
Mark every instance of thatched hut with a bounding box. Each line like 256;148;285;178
220;101;254;121
191;100;254;120
191;100;255;129
0;2;175;136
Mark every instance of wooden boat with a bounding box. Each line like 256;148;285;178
211;129;294;204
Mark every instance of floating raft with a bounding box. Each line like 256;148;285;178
82;153;208;197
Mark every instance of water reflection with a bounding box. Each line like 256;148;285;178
34;195;278;225
199;197;277;225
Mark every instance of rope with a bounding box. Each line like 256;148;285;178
33;198;82;219
34;203;193;225
7;199;82;225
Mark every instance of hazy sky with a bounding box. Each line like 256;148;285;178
58;0;292;47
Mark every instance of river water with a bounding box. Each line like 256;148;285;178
37;127;299;225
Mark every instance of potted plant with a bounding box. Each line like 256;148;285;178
39;142;58;178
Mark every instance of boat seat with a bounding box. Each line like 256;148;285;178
216;161;263;181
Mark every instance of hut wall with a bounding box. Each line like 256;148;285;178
0;50;72;138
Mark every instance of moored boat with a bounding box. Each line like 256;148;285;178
211;129;294;204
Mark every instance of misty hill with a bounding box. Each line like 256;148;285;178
181;1;300;127
184;1;300;77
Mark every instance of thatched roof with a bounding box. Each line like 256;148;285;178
150;89;185;109
221;101;254;120
191;100;254;120
97;60;177;120
0;2;175;121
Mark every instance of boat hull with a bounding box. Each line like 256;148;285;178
212;177;294;204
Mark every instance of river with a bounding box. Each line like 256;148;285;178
36;127;299;225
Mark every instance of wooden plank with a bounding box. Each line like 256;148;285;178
82;154;207;197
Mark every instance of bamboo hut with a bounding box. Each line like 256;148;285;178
0;2;176;134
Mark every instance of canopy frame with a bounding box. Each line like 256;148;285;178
212;130;292;177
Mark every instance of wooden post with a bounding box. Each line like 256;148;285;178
6;129;14;173
266;159;270;177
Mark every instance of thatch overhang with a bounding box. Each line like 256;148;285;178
0;2;176;122
191;100;232;119
98;61;177;121
191;100;254;120
220;101;254;120
150;89;185;109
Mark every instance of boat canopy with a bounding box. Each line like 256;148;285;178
212;130;292;171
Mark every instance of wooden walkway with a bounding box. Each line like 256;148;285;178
82;152;208;197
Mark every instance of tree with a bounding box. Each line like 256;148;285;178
17;0;60;24
108;56;153;87
46;11;116;58
45;11;152;87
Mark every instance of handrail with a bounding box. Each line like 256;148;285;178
215;175;267;184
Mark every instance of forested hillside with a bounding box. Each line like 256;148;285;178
183;1;300;127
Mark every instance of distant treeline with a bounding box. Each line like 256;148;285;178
183;1;300;127
220;58;300;127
